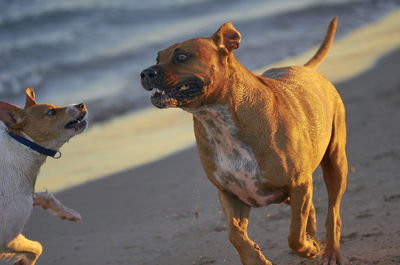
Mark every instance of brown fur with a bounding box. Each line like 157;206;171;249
1;88;85;146
141;17;347;265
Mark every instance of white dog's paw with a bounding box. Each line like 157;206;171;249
33;192;81;222
52;206;82;222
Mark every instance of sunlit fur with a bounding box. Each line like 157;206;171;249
143;18;347;265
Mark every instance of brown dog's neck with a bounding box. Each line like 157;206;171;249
213;55;276;111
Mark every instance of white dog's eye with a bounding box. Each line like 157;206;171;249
47;109;56;116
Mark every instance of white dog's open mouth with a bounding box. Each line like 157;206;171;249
65;112;87;132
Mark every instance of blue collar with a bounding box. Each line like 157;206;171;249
7;131;61;159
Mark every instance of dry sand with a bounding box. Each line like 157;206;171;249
5;9;400;265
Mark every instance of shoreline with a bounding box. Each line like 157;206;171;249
255;8;400;83
36;7;400;193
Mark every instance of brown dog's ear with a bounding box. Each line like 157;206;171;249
25;87;37;108
212;22;241;54
0;102;26;129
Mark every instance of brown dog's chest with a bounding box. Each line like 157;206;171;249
193;105;285;207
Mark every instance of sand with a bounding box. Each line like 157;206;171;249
5;8;400;265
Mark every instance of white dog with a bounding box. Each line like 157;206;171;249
0;88;87;265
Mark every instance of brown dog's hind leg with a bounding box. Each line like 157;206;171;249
321;108;348;265
287;180;320;258
6;234;42;265
218;190;271;265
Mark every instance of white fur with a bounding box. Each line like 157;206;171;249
0;124;46;250
193;105;278;207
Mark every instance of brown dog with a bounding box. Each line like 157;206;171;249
141;18;347;265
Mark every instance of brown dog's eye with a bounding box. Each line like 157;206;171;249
47;109;56;116
175;53;188;63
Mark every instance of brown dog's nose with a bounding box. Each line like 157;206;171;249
141;66;163;90
75;103;87;112
140;67;159;80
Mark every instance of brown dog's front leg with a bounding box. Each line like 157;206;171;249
218;190;271;265
33;192;81;222
307;202;318;240
286;198;318;241
6;234;42;265
287;181;320;258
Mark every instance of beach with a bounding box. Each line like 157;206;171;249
4;7;400;265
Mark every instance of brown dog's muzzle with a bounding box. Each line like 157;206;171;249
140;65;206;109
140;65;164;91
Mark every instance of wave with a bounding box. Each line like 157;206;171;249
1;0;399;117
0;0;219;28
0;69;44;97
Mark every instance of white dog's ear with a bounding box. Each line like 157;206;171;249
0;102;25;129
212;22;241;55
25;87;37;108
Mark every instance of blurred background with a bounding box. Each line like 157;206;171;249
1;0;399;123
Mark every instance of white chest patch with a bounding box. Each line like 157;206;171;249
193;105;282;207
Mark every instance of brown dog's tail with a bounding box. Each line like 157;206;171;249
304;17;337;69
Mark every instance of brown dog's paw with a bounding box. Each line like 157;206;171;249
289;237;320;258
323;250;343;265
307;238;320;258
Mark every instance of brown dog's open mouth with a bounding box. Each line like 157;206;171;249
150;82;203;108
65;113;87;132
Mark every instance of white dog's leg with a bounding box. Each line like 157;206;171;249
33;192;81;222
5;234;42;265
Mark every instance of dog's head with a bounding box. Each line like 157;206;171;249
141;22;241;109
0;88;88;150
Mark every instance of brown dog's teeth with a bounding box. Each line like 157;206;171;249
180;85;190;91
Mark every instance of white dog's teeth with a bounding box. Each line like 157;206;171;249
161;91;166;95
180;85;189;91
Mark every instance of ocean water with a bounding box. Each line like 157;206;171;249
0;0;398;122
